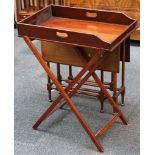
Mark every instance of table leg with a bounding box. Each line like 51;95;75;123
112;73;118;104
97;91;105;113
23;36;128;152
68;65;74;80
121;41;126;106
47;62;52;101
24;36;104;152
99;70;105;112
57;63;62;83
92;73;128;125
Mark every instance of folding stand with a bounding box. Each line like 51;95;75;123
24;36;128;152
17;5;137;152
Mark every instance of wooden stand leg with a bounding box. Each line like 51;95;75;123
121;41;126;106
33;58;104;128
23;37;129;153
92;73;128;125
47;62;52;102
32;53;102;127
24;36;104;152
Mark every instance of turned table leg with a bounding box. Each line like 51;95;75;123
111;72;118;113
57;63;62;83
47;62;52;102
99;70;105;112
68;65;74;80
121;41;126;106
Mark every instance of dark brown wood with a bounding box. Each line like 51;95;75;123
120;37;130;62
51;78;125;103
68;65;73;80
44;17;129;37
95;113;120;138
101;70;104;83
41;41;121;73
42;40;124;110
33;49;103;128
15;0;53;22
121;41;126;106
35;41;127;150
24;36;104;152
115;87;125;98
15;3;129;109
17;6;136;152
52;5;134;25
22;35;129;152
56;63;62;83
64;0;140;41
17;5;137;50
47;62;52;101
112;73;117;103
111;72;117;113
97;92;106;113
92;72;128;125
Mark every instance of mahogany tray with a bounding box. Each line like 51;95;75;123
17;5;138;152
17;5;137;51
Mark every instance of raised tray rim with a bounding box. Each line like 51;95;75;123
17;4;137;51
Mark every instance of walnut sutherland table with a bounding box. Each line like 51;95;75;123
17;5;137;152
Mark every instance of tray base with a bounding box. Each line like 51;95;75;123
41;17;128;43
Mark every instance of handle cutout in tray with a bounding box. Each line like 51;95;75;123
86;12;97;18
56;32;68;38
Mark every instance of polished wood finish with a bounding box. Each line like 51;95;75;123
64;0;140;41
47;62;53;101
39;4;132;111
41;17;128;44
95;113;120;138
18;5;137;50
94;0;140;40
23;36;128;152
68;65;73;80
40;2;131;108
17;6;136;152
24;36;104;151
41;41;120;72
121;41;126;106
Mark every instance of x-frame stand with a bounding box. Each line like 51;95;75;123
24;36;128;152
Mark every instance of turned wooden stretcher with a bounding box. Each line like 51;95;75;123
17;5;137;152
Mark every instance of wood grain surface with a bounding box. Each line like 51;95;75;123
64;0;140;40
41;17;128;43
